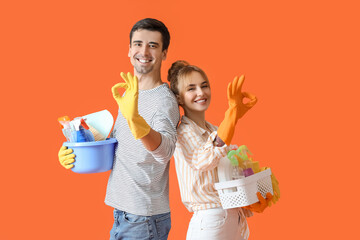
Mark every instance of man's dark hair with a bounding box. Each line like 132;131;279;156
130;18;170;51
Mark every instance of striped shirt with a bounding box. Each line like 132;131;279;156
174;116;231;212
105;83;180;216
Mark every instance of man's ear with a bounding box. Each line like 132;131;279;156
128;44;131;57
162;49;168;61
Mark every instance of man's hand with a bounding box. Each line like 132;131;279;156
58;146;75;169
111;72;150;139
243;192;272;213
217;75;257;145
112;72;139;121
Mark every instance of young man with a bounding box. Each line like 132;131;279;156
58;18;180;240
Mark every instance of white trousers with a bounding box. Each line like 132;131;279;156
186;208;250;240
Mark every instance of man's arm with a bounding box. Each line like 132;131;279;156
112;72;179;156
141;128;162;151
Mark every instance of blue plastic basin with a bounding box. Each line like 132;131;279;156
63;138;117;174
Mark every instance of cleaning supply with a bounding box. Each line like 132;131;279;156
71;118;84;142
261;167;280;206
217;75;257;145
232;165;245;180
237;145;255;177
217;146;244;192
228;145;255;177
70;118;95;142
88;124;106;141
57;110;117;173
58;116;70;128
112;72;151;139
217;156;234;183
80;118;95;142
215;145;275;210
242;159;254;177
58;110;113;143
58;116;71;142
217;155;241;193
83;109;113;139
214;168;274;209
57;117;95;143
250;161;260;173
63;138;117;173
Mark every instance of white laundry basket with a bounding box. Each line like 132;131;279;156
214;168;273;209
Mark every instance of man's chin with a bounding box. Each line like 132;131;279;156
134;65;153;75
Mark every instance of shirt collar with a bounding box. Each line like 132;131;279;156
180;116;216;136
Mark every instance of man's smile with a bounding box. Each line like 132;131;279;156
136;58;153;64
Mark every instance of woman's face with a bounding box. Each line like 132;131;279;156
177;71;211;114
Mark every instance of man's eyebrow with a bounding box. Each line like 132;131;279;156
132;40;160;46
148;41;160;46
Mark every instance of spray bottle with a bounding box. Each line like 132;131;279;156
58;116;71;142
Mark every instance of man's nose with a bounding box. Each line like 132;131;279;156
140;45;150;56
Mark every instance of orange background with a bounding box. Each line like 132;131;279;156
1;0;359;239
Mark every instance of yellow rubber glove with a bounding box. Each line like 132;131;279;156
261;167;280;206
58;146;75;169
243;192;273;213
217;75;257;145
111;72;151;139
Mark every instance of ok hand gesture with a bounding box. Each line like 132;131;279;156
111;72;150;139
112;72;140;120
227;75;257;120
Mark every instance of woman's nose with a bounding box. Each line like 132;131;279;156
196;88;204;96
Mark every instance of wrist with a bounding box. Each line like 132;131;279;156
214;135;225;147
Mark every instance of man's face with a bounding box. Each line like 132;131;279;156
128;30;167;75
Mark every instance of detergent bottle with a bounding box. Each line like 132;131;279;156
237;146;255;177
228;146;255;177
232;164;245;180
70;118;95;142
217;156;233;183
58;116;72;142
227;149;245;180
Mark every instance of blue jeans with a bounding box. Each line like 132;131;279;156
109;209;171;240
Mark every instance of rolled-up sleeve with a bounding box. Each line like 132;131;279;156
148;96;180;164
177;129;229;172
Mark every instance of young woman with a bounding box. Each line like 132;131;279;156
167;60;272;240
